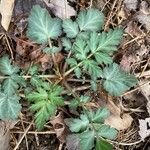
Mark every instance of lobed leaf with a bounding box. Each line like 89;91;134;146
97;28;123;53
62;37;72;51
83;60;102;79
77;9;104;31
63;19;79;38
87;108;110;123
2;78;19;96
79;130;95;150
0;92;21;119
65;114;89;132
102;63;138;96
97;124;118;139
27;5;62;44
0;56;19;75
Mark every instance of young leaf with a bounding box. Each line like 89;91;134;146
96;139;113;150
0;92;21;119
97;124;118;139
80;130;95;150
65;114;89;132
63;19;79;38
102;63;138;96
33;102;57;130
87;108;110;123
27;88;48;101
77;9;104;31
26;82;64;130
62;37;72;51
0;56;19;75
27;5;62;44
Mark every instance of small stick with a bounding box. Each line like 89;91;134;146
14;120;33;150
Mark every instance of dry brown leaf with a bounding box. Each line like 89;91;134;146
139;80;150;99
0;120;17;150
136;1;150;31
138;118;150;141
0;0;15;31
66;134;79;150
105;100;133;130
50;111;68;142
125;21;143;37
43;0;76;19
124;0;138;11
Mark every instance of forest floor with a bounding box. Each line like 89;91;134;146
0;0;150;150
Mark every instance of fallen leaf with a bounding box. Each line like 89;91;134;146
0;120;17;150
43;0;76;19
136;1;150;31
125;21;143;37
105;100;133;130
66;134;80;150
124;0;138;11
139;80;150;99
50;111;68;142
138;118;150;141
0;0;15;30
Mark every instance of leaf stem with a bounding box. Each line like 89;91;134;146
63;53;93;77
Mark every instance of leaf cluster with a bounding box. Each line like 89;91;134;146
26;80;64;130
65;108;117;150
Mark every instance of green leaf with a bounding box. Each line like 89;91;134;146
88;32;99;53
77;8;104;31
83;60;102;79
0;92;21;119
80;95;90;103
97;28;123;53
27;82;64;130
74;38;89;60
90;80;97;91
27;5;62;44
63;19;79;38
96;139;113;150
62;38;72;51
0;56;19;75
79;130;95;150
88;108;110;123
97;124;118;139
69;99;79;109
77;32;90;40
34;103;57;130
94;52;113;65
65;114;89;132
27;88;48;101
74;67;82;78
2;78;19;96
102;63;138;96
29;65;38;75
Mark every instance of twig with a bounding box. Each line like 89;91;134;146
11;131;55;134
4;34;14;60
14;121;33;150
0;74;58;80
